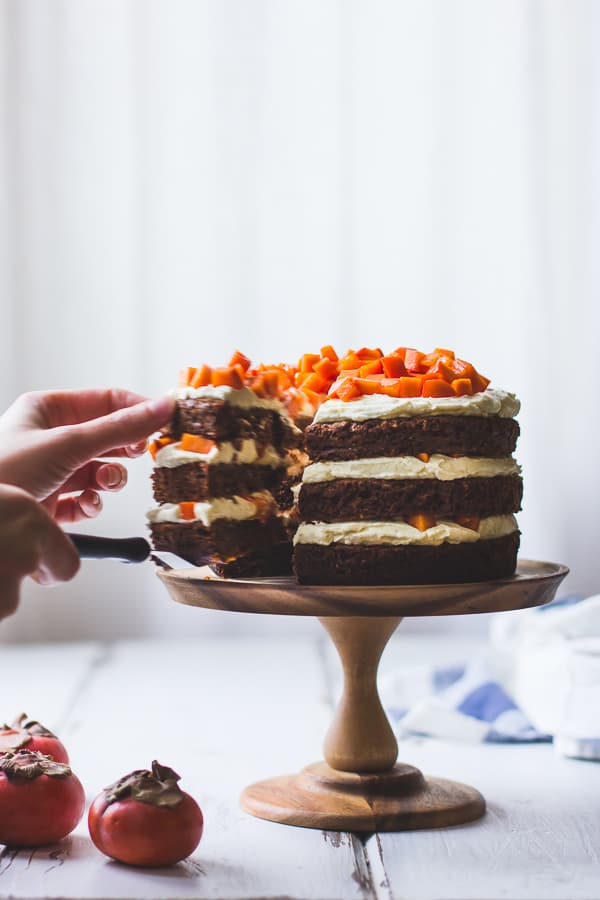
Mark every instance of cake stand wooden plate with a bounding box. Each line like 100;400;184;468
158;559;568;832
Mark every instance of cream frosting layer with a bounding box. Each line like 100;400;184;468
293;514;518;547
313;388;519;424
154;439;284;469
171;384;299;431
302;454;520;483
147;491;274;527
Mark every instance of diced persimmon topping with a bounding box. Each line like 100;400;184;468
455;516;481;532
299;353;321;373
381;355;407;378
404;349;427;373
417;453;430;462
228;350;251;372
211;366;244;389
406;514;436;532
452;378;473;396
320;345;339;362
148;436;175;459
359;359;383;377
190;364;212;388
335;378;362;402
422;378;455;398
178;502;197;520
179;366;197;387
314;357;338;379
180;433;216;454
173;347;490;406
302;372;329;394
355;377;382;395
356;347;383;360
338;352;363;371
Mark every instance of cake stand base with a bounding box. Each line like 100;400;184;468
241;761;485;832
159;560;568;832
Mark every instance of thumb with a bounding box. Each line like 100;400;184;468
66;396;175;462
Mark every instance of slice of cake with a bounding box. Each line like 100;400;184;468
147;353;308;576
293;346;522;585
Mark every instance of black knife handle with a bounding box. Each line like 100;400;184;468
67;534;151;564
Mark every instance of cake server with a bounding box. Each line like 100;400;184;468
66;533;196;569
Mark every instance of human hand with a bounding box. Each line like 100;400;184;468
0;484;80;619
0;389;174;523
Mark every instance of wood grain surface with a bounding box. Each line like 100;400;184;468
241;761;485;832
157;558;568;617
0;634;599;899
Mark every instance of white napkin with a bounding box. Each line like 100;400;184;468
489;595;600;758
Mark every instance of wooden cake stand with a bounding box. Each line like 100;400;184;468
157;559;567;832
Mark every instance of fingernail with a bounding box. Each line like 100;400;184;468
33;567;51;586
102;465;125;489
89;492;101;506
128;440;148;456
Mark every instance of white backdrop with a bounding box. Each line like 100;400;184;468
0;0;599;641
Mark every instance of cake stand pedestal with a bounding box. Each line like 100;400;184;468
157;560;567;832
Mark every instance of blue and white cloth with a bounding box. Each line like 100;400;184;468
386;654;550;744
384;594;600;758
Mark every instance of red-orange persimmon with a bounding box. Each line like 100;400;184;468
0;750;85;846
88;761;204;867
0;714;69;763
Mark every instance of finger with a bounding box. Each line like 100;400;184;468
59;462;128;494
65;396;175;463
98;440;149;459
14;388;151;429
0;579;21;620
31;513;80;585
52;491;103;525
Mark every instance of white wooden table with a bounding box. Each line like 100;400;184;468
0;627;599;900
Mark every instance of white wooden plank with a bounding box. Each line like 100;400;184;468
0;641;103;733
369;739;600;900
0;638;373;900
363;629;600;900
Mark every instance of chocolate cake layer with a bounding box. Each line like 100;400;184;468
171;399;300;449
305;415;519;461
210;541;293;577
149;517;287;567
298;475;523;522
152;464;284;504
293;531;520;585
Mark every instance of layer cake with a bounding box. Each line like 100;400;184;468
147;354;310;576
293;347;522;585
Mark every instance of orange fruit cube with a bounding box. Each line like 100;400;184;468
179;367;196;387
422;379;455;398
180;433;216;454
314;358;338;380
406;514;436;532
382;355;407;378
356;347;383;360
320;345;339;362
212;366;244;389
355;378;382;395
336;378;362;402
301;372;328;394
299;353;321;373
359;359;383;377
404;349;427;373
455;516;481;531
451;378;473;396
178;502;196;520
190;364;212;388
228;350;251;372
